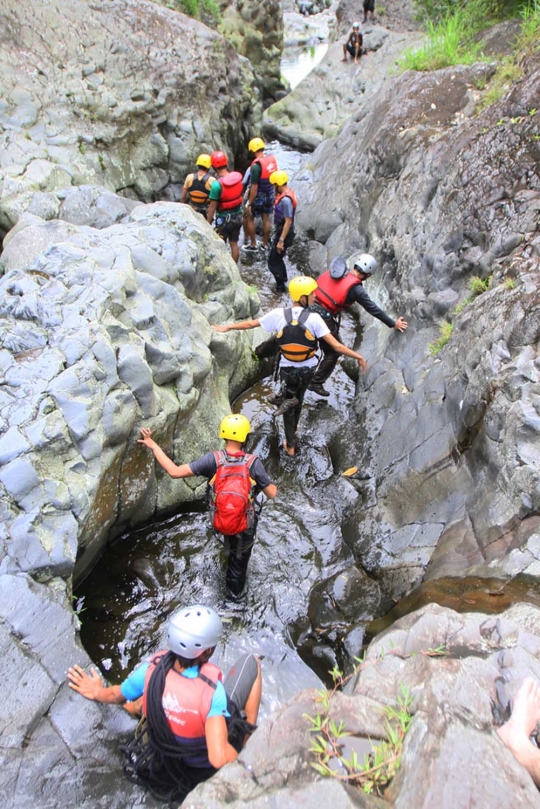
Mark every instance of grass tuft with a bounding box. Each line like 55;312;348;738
428;321;454;355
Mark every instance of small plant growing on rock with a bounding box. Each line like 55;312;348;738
428;321;453;355
468;274;491;296
504;278;516;290
305;669;413;795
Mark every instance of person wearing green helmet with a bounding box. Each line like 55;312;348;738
180;154;214;216
243;137;278;253
138;416;276;596
212;278;367;456
267;170;297;293
67;605;262;804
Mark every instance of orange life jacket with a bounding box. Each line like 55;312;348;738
217;171;243;211
313;270;361;315
142;652;223;740
274;188;297;227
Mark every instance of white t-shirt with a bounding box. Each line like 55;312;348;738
258;306;331;368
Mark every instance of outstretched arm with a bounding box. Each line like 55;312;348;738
212;319;261;333
322;334;367;374
67;665;126;704
138;428;195;479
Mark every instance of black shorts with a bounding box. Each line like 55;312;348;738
215;211;242;243
364;0;375;11
252;190;274;217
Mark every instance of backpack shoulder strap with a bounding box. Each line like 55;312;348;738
213;450;225;468
297;308;310;327
284;307;293;324
244;453;257;471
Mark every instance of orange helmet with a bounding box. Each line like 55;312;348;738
211;150;228;169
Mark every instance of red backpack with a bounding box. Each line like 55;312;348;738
208;451;257;536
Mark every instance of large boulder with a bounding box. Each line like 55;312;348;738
0;0;262;236
185;603;540;807
0;199;262;582
292;48;540;601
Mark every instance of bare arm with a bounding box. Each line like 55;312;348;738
247;182;259;207
263;483;277;499
180;186;188;204
278;216;293;248
322;334;367;373
207;199;217;223
205;715;239;769
212;319;261;333
138;428;195;479
67;665;126;704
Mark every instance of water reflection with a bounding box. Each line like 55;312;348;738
281;42;329;90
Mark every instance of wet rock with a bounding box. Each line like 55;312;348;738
309;564;381;628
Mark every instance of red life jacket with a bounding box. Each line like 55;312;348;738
251;154;278;193
217;171;243;211
274;188;297;227
313;270;361;315
209;450;257;536
142;652;223;740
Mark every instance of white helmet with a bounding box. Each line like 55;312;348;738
354;254;378;274
167;605;223;659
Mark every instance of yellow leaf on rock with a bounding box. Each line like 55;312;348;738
342;467;358;477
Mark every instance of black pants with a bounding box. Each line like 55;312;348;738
267;227;295;287
225;520;257;596
279;365;314;448
311;313;340;386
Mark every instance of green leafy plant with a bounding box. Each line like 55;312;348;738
469;274;492;295
305;670;413;795
504;277;516;289
428;321;454;355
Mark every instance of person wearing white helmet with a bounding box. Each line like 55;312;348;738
138;415;277;597
342;22;363;65
68;605;262;803
308;254;408;397
212;277;367;456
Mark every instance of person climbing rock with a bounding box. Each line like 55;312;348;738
267;170;297;293
212;277;367;456
498;677;540;786
207;150;244;264
308;254;408;397
138;416;277;597
180;154;214;217
67;605;262;804
342;22;363;64
363;1;375;25
243;137;278;253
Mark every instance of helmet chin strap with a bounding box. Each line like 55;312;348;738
299;296;309;309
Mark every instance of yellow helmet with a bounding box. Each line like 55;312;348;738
289;276;318;302
219;414;251;443
248;137;265;153
269;170;288;187
196;153;211;169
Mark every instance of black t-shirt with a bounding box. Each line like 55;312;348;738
345;283;396;328
189;451;272;490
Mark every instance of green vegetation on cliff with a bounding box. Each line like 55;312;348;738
158;0;221;24
398;0;540;71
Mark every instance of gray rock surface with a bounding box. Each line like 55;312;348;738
292;47;540;601
187;604;540;807
0;199;261;582
0;0;261;236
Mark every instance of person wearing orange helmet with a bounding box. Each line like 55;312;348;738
207;151;244;264
267;170;297;293
243;137;278;253
213;277;367;456
180;154;214;216
138;416;277;596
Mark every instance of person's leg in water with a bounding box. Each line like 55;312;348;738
280;367;313;456
498;677;540;786
309;317;340;394
225;525;256;597
261;212;272;249
268;228;294;292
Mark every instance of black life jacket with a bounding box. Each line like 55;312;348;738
276;308;318;363
187;171;212;209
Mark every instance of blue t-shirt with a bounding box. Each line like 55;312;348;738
121;661;229;718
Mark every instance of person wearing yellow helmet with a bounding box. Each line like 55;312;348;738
212;278;367;456
243;137;278;253
180;154;214;216
267;170;297;293
138;416;277;596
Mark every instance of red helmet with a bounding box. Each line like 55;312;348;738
211;150;228;169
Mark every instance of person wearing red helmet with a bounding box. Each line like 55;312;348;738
207;151;244;264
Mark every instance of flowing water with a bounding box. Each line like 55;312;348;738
281;42;329;90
